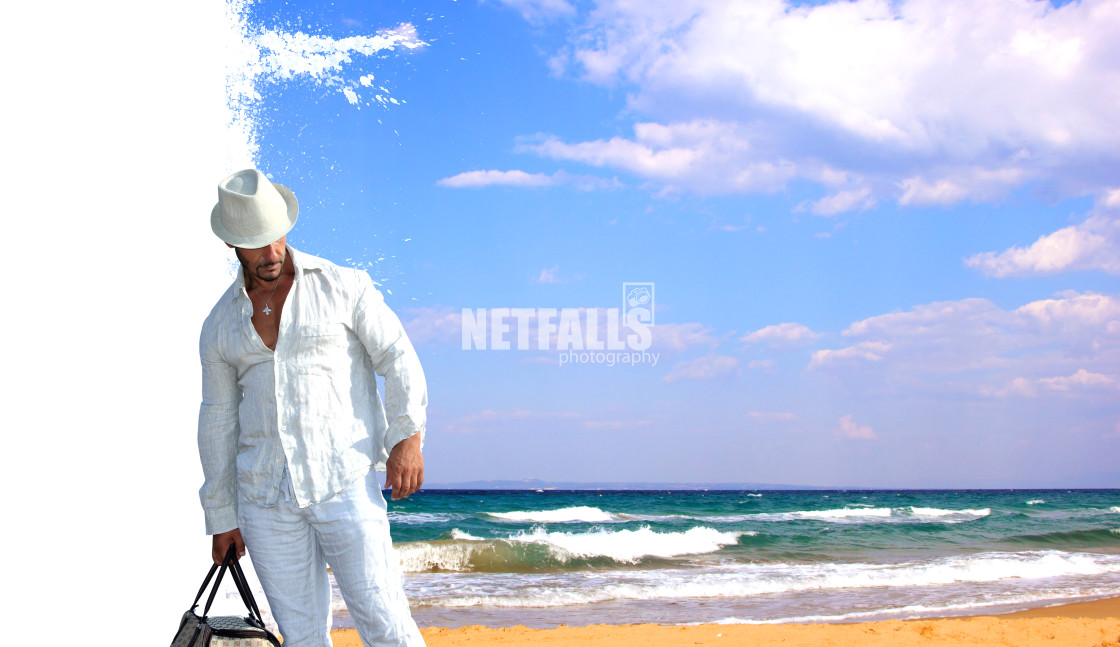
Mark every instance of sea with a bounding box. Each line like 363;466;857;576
329;489;1120;628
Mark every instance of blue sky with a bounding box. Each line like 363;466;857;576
227;0;1120;488
2;0;1117;635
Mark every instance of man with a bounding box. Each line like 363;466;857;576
198;168;427;647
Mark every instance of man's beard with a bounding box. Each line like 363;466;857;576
235;249;285;283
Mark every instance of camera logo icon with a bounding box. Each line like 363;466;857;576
622;283;654;326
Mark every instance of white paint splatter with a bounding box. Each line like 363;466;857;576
225;12;426;157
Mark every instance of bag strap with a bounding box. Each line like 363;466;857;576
226;552;267;627
189;562;221;612
200;543;239;619
193;542;268;627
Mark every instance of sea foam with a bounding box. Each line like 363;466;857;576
394;525;751;572
486;506;618;523
907;507;991;520
387;511;468;525
408;550;1120;609
508;525;749;563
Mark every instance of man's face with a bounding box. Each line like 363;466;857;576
233;236;287;284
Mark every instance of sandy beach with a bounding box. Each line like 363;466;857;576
330;597;1120;646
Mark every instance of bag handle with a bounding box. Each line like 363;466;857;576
225;547;267;627
189;562;221;613
200;543;239;618
189;542;269;628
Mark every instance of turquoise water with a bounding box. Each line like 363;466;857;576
343;489;1120;628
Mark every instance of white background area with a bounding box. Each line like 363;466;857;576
2;1;261;641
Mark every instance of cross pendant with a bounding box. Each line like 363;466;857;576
263;305;272;316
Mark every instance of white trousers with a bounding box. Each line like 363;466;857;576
237;468;425;647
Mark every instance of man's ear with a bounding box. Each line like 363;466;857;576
226;243;235;249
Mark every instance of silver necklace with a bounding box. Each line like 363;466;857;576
253;259;284;316
261;278;281;316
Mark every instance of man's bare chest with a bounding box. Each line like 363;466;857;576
249;281;292;350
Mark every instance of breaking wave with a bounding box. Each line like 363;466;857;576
408;550;1120;609
395;525;751;573
485;506;620;523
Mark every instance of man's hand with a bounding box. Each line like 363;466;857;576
212;528;246;565
385;432;424;500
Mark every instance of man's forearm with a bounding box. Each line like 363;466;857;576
354;288;428;453
198;347;242;535
198;402;241;534
370;333;427;444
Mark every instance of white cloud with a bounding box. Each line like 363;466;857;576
844;298;999;338
997;369;1118;397
810;292;1120;398
843;293;1119;358
1015;291;1120;332
742;322;821;348
528;129;697;178
802;187;876;216
837;414;876;440
504;0;1120;202
438;168;621;190
810;341;892;369
965;213;1120;276
897;167;1025;207
567;0;1117;151
663;354;740;383
438;169;557;188
521;122;797;195
1038;369;1117;391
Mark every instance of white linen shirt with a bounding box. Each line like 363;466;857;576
197;247;426;535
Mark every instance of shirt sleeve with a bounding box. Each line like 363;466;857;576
351;272;427;456
197;322;242;535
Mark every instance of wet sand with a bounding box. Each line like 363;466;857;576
330;596;1120;646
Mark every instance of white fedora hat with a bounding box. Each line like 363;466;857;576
211;169;299;248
